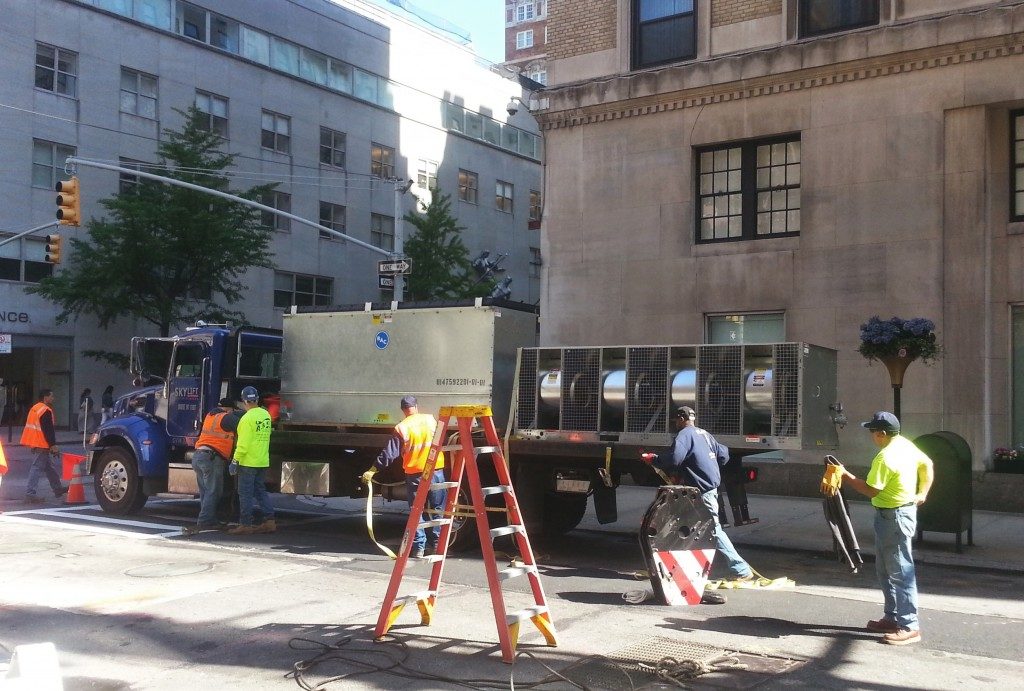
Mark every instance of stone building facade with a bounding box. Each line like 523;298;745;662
535;0;1024;485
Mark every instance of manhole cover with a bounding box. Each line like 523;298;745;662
561;637;804;690
124;562;214;578
0;541;61;554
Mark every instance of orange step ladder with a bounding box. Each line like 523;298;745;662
373;404;558;664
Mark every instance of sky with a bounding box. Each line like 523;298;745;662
376;0;507;64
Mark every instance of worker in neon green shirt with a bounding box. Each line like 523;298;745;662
228;386;275;536
840;411;933;646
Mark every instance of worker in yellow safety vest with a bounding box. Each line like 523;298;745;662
365;395;445;558
21;389;67;504
184;397;243;535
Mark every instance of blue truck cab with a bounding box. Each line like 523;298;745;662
87;324;281;514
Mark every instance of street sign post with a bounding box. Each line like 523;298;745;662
377;258;412;275
378;275;395;290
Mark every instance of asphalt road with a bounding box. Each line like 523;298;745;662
2;490;1023;689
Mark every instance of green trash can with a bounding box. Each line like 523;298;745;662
913;431;973;552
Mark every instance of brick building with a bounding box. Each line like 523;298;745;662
504;0;548;85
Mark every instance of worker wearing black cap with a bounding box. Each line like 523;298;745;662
641;406;754;584
366;395;446;558
184;397;243;535
838;411;934;646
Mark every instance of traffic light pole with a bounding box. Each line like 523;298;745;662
65;157;395;259
0;220;59;249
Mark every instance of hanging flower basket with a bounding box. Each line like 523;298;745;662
858;316;941;384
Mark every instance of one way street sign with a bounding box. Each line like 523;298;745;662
378;258;412;274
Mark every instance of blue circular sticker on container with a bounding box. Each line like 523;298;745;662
375;331;390;350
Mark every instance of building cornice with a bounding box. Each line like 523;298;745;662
536;4;1024;131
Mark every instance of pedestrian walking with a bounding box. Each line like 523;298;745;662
363;395;446;559
100;385;115;424
838;411;934;646
228;386;275;535
21;389;68;503
641;406;754;584
184;397;242;535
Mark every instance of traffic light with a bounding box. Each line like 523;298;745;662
44;234;62;264
55;176;81;226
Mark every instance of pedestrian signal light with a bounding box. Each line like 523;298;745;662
55;176;81;226
44;234;62;264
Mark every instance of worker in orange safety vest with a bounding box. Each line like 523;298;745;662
21;389;67;504
183;397;243;535
365;395;446;559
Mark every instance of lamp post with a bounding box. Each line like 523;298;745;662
392;177;414;302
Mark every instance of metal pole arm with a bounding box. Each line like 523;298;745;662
0;220;60;249
65;157;393;257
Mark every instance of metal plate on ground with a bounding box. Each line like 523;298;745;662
0;541;62;554
562;637;805;690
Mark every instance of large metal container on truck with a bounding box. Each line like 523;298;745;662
271;299;539;505
509;342;842;532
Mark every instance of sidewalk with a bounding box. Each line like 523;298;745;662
577;486;1024;574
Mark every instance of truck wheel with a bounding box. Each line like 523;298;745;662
95;447;147;515
543;494;588;535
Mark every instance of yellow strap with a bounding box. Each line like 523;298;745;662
364;475;398;560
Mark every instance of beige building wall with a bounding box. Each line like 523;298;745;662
537;1;1024;469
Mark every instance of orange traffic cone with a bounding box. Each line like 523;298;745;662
61;452;88;504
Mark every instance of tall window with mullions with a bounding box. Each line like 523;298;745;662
632;0;695;70
800;0;879;38
1013;110;1024;222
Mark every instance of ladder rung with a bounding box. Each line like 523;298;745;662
431;481;460;490
481;484;511;496
506;605;549;625
489;524;525;539
474;446;500;456
499;564;538;581
418;518;453;529
423;554;445;564
396;590;435;606
441;444;463;452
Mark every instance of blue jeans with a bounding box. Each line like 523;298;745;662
26;448;63;497
192;448;225;526
237;466;275;527
407;469;446;550
874;505;919;631
702;488;752;579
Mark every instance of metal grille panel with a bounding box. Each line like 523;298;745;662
626;347;669;433
560;348;600;431
516;348;538;429
772;343;800;437
698;345;742;436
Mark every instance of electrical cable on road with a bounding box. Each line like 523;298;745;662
286;632;744;690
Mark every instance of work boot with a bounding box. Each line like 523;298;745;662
56;486;69;498
412;547;425;559
866;617;899;633
254;519;277;534
24;495;45;505
883;629;921;646
228;525;257;535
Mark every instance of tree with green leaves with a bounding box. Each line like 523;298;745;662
402;189;494;301
29;106;274;337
